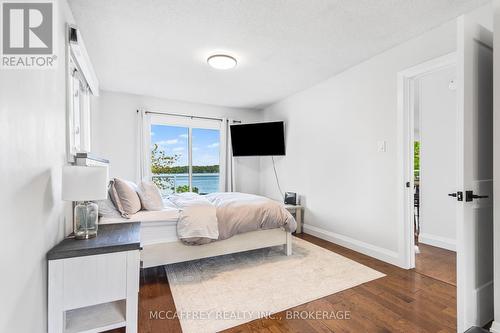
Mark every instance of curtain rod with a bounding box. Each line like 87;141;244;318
140;110;241;123
144;110;222;121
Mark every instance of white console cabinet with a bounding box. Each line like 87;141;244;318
47;223;141;333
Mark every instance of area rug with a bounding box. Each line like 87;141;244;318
164;236;385;333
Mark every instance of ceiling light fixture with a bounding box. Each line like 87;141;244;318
207;54;237;70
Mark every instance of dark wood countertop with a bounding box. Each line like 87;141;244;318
47;222;141;260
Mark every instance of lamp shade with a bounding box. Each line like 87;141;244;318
62;166;109;201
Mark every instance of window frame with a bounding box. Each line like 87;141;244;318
67;57;92;160
66;25;99;162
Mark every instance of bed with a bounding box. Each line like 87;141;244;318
99;192;296;268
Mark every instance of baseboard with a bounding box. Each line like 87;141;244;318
302;224;403;268
419;233;456;251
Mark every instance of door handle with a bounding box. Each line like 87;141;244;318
448;191;463;201
465;190;488;202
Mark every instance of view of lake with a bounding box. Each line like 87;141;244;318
153;173;220;196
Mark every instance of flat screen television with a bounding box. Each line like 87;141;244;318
230;121;285;156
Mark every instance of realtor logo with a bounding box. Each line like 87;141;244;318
1;1;56;69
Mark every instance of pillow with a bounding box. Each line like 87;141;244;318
137;180;164;211
109;178;142;217
167;192;200;201
162;197;178;209
94;197;122;218
169;193;207;208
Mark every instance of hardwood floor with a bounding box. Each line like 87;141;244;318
415;243;457;286
109;233;456;333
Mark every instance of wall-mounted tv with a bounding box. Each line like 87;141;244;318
230;121;286;156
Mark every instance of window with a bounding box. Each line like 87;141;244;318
68;63;91;156
66;25;99;162
147;115;221;197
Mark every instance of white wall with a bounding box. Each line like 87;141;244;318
91;91;263;194
259;5;491;267
0;1;74;332
417;67;457;251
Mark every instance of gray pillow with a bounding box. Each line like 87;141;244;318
109;178;142;217
94;197;122;218
137;180;164;211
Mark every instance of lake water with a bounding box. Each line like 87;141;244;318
154;173;220;195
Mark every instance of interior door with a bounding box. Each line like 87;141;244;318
456;15;494;332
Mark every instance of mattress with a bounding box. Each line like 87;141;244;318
99;208;181;245
99;207;180;224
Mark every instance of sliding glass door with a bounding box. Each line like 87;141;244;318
147;114;222;197
192;128;220;194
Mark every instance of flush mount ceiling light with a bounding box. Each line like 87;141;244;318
207;54;237;70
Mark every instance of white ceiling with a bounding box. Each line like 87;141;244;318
68;0;488;109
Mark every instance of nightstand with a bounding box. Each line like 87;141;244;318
284;204;303;233
47;222;141;333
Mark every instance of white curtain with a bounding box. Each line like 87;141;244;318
136;109;150;183
220;118;236;192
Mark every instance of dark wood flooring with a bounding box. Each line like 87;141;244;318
415;243;456;286
108;233;456;333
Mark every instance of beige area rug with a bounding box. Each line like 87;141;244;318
164;236;385;333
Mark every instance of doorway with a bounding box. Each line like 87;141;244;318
398;52;457;270
412;64;458;286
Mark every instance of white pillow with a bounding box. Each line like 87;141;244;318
168;193;206;208
137;180;164;211
167;192;200;201
162;198;178;209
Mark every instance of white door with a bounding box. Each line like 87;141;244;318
456;15;494;332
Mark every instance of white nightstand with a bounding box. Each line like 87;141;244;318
47;223;141;333
284;204;303;233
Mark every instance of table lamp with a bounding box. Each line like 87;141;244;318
62;166;109;239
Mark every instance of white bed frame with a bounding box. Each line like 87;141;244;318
140;221;292;268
